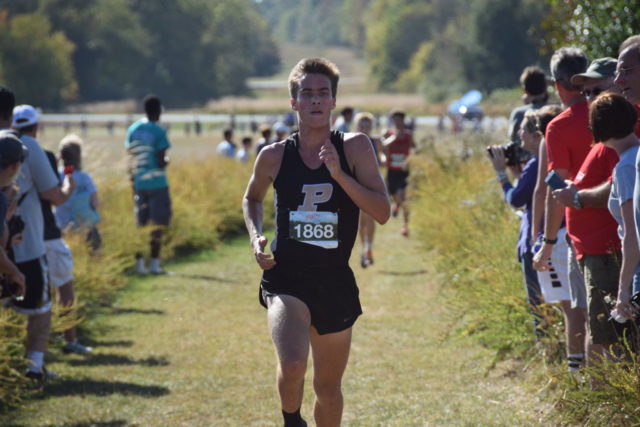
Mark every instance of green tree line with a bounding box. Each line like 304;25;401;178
260;0;639;102
0;0;280;108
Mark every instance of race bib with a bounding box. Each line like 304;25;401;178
289;211;338;249
390;153;406;168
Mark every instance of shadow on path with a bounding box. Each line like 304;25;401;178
63;421;129;427
82;339;135;349
377;269;428;276
170;272;242;283
67;354;169;367
38;379;169;398
110;308;165;316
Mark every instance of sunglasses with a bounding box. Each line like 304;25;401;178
581;88;607;98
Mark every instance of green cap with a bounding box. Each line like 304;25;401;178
570;57;617;85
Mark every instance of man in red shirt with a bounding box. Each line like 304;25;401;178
532;48;591;369
537;55;622;362
383;109;415;236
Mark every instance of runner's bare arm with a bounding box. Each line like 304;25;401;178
320;133;390;224
242;144;284;269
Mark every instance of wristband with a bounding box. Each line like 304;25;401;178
542;236;558;245
572;190;583;209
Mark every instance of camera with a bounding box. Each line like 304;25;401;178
486;142;525;167
8;215;25;237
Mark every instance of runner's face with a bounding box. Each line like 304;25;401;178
291;74;336;127
615;48;640;104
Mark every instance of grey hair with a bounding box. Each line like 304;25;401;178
550;47;588;91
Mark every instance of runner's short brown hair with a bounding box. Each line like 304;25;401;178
288;58;340;99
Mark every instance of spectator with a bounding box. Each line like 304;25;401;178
125;95;172;275
333;107;354;132
236;136;252;164
255;123;273;155
0;134;26;302
10;102;75;380
588;94;640;325
544;56;622;364
40;146;93;354
55;134;102;253
383;108;415;237
488;107;574;343
355;112;384;268
273;122;289;142
508;66;549;146
216;127;236;158
532;47;591;370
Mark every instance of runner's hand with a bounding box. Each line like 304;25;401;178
252;235;276;270
319;138;342;179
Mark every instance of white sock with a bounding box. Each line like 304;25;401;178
150;258;161;271
26;351;44;372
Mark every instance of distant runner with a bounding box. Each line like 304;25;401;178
383;109;415;236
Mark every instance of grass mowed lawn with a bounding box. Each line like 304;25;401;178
2;222;550;426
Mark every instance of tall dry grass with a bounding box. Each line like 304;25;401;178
411;132;640;423
0;155;261;410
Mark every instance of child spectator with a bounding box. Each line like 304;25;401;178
55;134;102;253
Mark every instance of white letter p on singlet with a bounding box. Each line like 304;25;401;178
298;183;333;211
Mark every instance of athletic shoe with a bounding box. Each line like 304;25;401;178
136;261;148;275
25;366;57;382
366;250;374;266
400;226;409;237
360;253;367;268
62;341;93;355
150;267;166;275
391;204;399;218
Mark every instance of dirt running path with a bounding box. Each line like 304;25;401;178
4;221;550;426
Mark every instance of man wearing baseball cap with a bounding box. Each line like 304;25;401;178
10;104;76;380
549;57;623;365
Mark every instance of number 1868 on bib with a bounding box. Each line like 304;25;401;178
289;211;339;249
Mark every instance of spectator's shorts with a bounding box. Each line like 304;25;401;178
579;252;621;345
260;264;362;335
567;237;587;309
45;238;74;288
386;170;409;195
11;256;51;315
536;228;571;303
134;187;172;227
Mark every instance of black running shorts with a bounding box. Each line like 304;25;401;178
12;256;51;315
260;264;362;335
386;169;409;195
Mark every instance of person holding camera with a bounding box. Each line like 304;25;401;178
488;107;575;341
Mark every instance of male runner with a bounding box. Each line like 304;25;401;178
383;109;415;236
243;58;389;427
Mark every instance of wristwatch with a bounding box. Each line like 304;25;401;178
542;236;558;245
572;190;583;209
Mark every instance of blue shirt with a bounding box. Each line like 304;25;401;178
125;119;170;190
501;157;537;261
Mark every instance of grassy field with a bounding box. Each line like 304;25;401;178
0;222;551;426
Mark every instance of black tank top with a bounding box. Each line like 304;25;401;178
272;131;359;268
